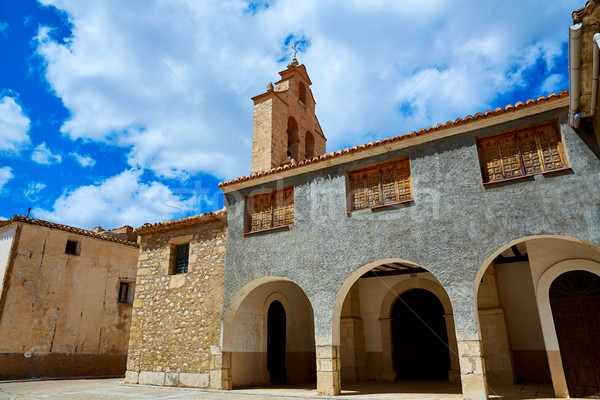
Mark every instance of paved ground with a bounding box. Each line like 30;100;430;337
0;378;564;400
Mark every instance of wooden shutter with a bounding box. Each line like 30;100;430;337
381;160;411;204
282;188;294;225
272;188;294;228
497;135;522;179
350;171;368;210
517;130;542;175
479;138;504;182
250;193;272;231
365;168;381;207
537;125;565;171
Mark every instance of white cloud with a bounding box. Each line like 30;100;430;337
31;142;62;165
0;166;13;192
0;22;8;35
24;182;46;201
35;0;574;179
541;73;565;95
0;95;31;153
70;152;96;167
0;216;8;221
33;169;196;229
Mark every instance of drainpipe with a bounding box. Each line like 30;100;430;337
569;23;582;127
573;32;600;128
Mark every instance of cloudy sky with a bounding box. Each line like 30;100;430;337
0;0;577;229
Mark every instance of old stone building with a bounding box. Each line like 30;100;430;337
126;3;600;399
0;215;138;379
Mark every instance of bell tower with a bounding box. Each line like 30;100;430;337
250;58;326;173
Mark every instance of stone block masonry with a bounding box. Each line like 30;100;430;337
125;214;227;389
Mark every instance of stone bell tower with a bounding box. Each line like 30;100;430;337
250;58;327;173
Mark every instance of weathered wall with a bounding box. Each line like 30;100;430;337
0;223;138;379
125;219;227;389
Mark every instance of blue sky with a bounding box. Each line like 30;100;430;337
0;0;576;229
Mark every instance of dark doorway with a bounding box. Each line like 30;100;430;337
550;270;600;398
267;300;287;384
391;289;450;380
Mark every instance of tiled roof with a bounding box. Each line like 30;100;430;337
134;209;227;235
0;215;139;247
219;90;569;188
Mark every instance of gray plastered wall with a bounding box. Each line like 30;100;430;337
223;107;600;343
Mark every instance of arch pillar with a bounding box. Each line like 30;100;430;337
316;344;341;395
444;313;460;383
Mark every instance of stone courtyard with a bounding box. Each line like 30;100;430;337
0;378;566;400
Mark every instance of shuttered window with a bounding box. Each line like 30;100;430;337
477;123;566;183
349;159;412;211
247;188;294;233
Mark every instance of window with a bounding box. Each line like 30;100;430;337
305;131;315;159
246;187;294;233
173;243;189;274
299;82;306;105
118;281;135;304
65;239;80;255
349;159;412;211
477;123;567;183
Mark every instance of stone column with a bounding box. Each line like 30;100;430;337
458;340;489;400
316;345;341;395
444;314;461;383
379;317;395;381
209;349;232;390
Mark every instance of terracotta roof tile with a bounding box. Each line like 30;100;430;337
134;209;227;235
2;215;139;247
219;90;569;188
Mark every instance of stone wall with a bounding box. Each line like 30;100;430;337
0;222;138;379
125;217;227;388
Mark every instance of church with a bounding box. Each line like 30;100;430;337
124;2;600;399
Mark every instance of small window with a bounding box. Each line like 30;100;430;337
65;239;80;255
477;123;567;183
173;243;189;274
118;281;135;304
349;159;412;211
299;81;306;105
246;188;294;233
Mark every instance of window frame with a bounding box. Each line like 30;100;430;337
172;243;190;275
118;281;135;305
476;122;569;185
245;187;294;235
347;158;413;213
65;239;80;256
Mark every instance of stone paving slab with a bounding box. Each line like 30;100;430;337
0;378;580;400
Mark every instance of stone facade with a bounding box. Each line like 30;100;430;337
0;216;138;379
125;211;227;388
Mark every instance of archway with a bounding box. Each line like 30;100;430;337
331;259;461;396
267;300;287;384
549;270;600;398
222;277;316;388
392;289;449;380
287;117;299;160
304;131;314;159
474;236;600;398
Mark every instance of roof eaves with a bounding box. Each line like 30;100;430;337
134;209;227;235
219;90;569;191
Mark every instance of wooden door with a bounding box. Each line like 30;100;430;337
550;271;600;398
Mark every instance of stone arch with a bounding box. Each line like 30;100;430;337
377;278;459;382
299;81;307;105
304;131;315;159
473;235;600;397
221;276;316;388
287;117;299;160
536;259;600;398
